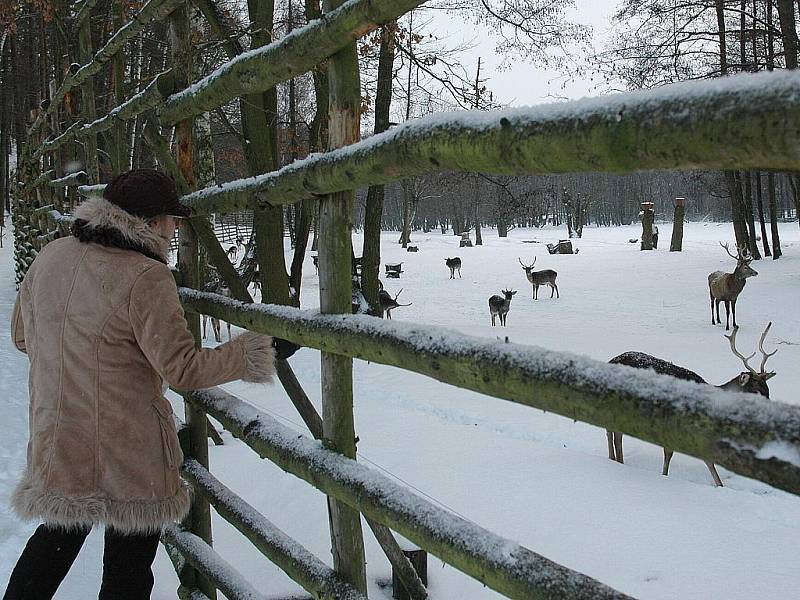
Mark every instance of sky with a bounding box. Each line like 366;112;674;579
428;0;621;107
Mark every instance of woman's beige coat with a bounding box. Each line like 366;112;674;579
10;197;273;533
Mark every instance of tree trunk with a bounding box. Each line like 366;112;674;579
768;172;783;258
670;198;685;251
641;202;654;250
362;22;395;315
777;0;798;69
726;171;750;250
754;172;771;256
743;171;761;258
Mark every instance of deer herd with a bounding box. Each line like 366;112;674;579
205;232;779;488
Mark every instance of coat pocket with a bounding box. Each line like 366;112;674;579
151;397;183;470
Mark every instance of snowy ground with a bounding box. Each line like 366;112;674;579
2;221;800;599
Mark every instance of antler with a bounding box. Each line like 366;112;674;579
724;327;758;374
720;241;739;260
758;322;778;375
393;288;404;301
518;257;529;268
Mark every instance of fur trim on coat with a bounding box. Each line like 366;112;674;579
235;331;276;383
72;197;170;263
12;467;191;534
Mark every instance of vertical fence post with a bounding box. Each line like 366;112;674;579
670;197;685;251
169;2;216;598
319;0;367;592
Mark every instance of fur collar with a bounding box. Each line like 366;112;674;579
72;198;169;263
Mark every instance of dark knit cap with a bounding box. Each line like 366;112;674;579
102;169;191;218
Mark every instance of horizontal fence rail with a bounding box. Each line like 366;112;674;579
157;0;425;124
180;70;800;214
179;289;800;497
182;459;368;600
163;526;265;600
185;387;632;600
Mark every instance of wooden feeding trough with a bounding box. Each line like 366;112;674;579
385;262;403;278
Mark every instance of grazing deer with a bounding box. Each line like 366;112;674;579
202;284;232;343
226;245;238;262
378;288;412;319
606;323;777;486
518;257;559;299
445;257;462;279
709;242;758;331
488;289;516;326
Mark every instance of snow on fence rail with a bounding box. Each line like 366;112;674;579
181;459;369;600
178;289;800;498
181;70;800;214
184;386;632;600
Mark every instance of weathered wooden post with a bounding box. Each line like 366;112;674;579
670;197;685;251
319;0;367;592
169;3;216;598
640;202;655;250
392;547;428;600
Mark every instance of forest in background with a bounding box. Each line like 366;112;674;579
1;0;800;257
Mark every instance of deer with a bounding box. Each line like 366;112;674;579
709;242;758;331
378;288;412;319
251;269;261;294
226;245;238;262
488;289;516;326
445;257;461;279
606;323;777;487
202;284;232;343
518;257;559;299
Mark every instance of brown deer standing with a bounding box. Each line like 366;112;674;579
606;323;777;486
709;242;758;331
445;257;462;279
518;257;559;299
202;284;232;343
488;289;516;326
378;288;412;319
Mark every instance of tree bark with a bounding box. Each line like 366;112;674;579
768;172;783;258
754;172;771;256
743;171;761;258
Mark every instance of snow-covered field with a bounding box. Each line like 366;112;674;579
2;221;800;599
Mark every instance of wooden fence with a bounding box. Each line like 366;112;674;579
11;0;800;598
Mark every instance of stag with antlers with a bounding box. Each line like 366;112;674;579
378;288;412;319
518;257;559;299
709;242;758;330
606;323;777;486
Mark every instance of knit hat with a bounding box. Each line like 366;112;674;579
102;169;191;218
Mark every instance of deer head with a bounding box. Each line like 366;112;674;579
518;257;536;273
501;289;517;300
720;242;758;279
722;322;777;396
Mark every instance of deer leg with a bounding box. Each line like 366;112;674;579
662;449;674;476
706;462;724;487
213;318;221;343
612;432;624;464
710;293;715;325
554;283;559;298
731;299;737;329
202;315;208;339
606;430;616;460
226;322;231;341
491;314;496;326
458;267;462;278
724;301;731;331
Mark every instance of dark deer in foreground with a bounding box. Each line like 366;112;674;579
488;289;516;326
606;323;777;486
518;257;559;299
445;257;462;279
709;242;758;331
378;288;412;319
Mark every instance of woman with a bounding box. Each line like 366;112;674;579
5;169;275;599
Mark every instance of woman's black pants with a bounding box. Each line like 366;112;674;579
3;523;160;600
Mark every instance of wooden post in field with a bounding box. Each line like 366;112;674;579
670;197;685;251
640;202;655;250
169;3;216;598
319;0;367;592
